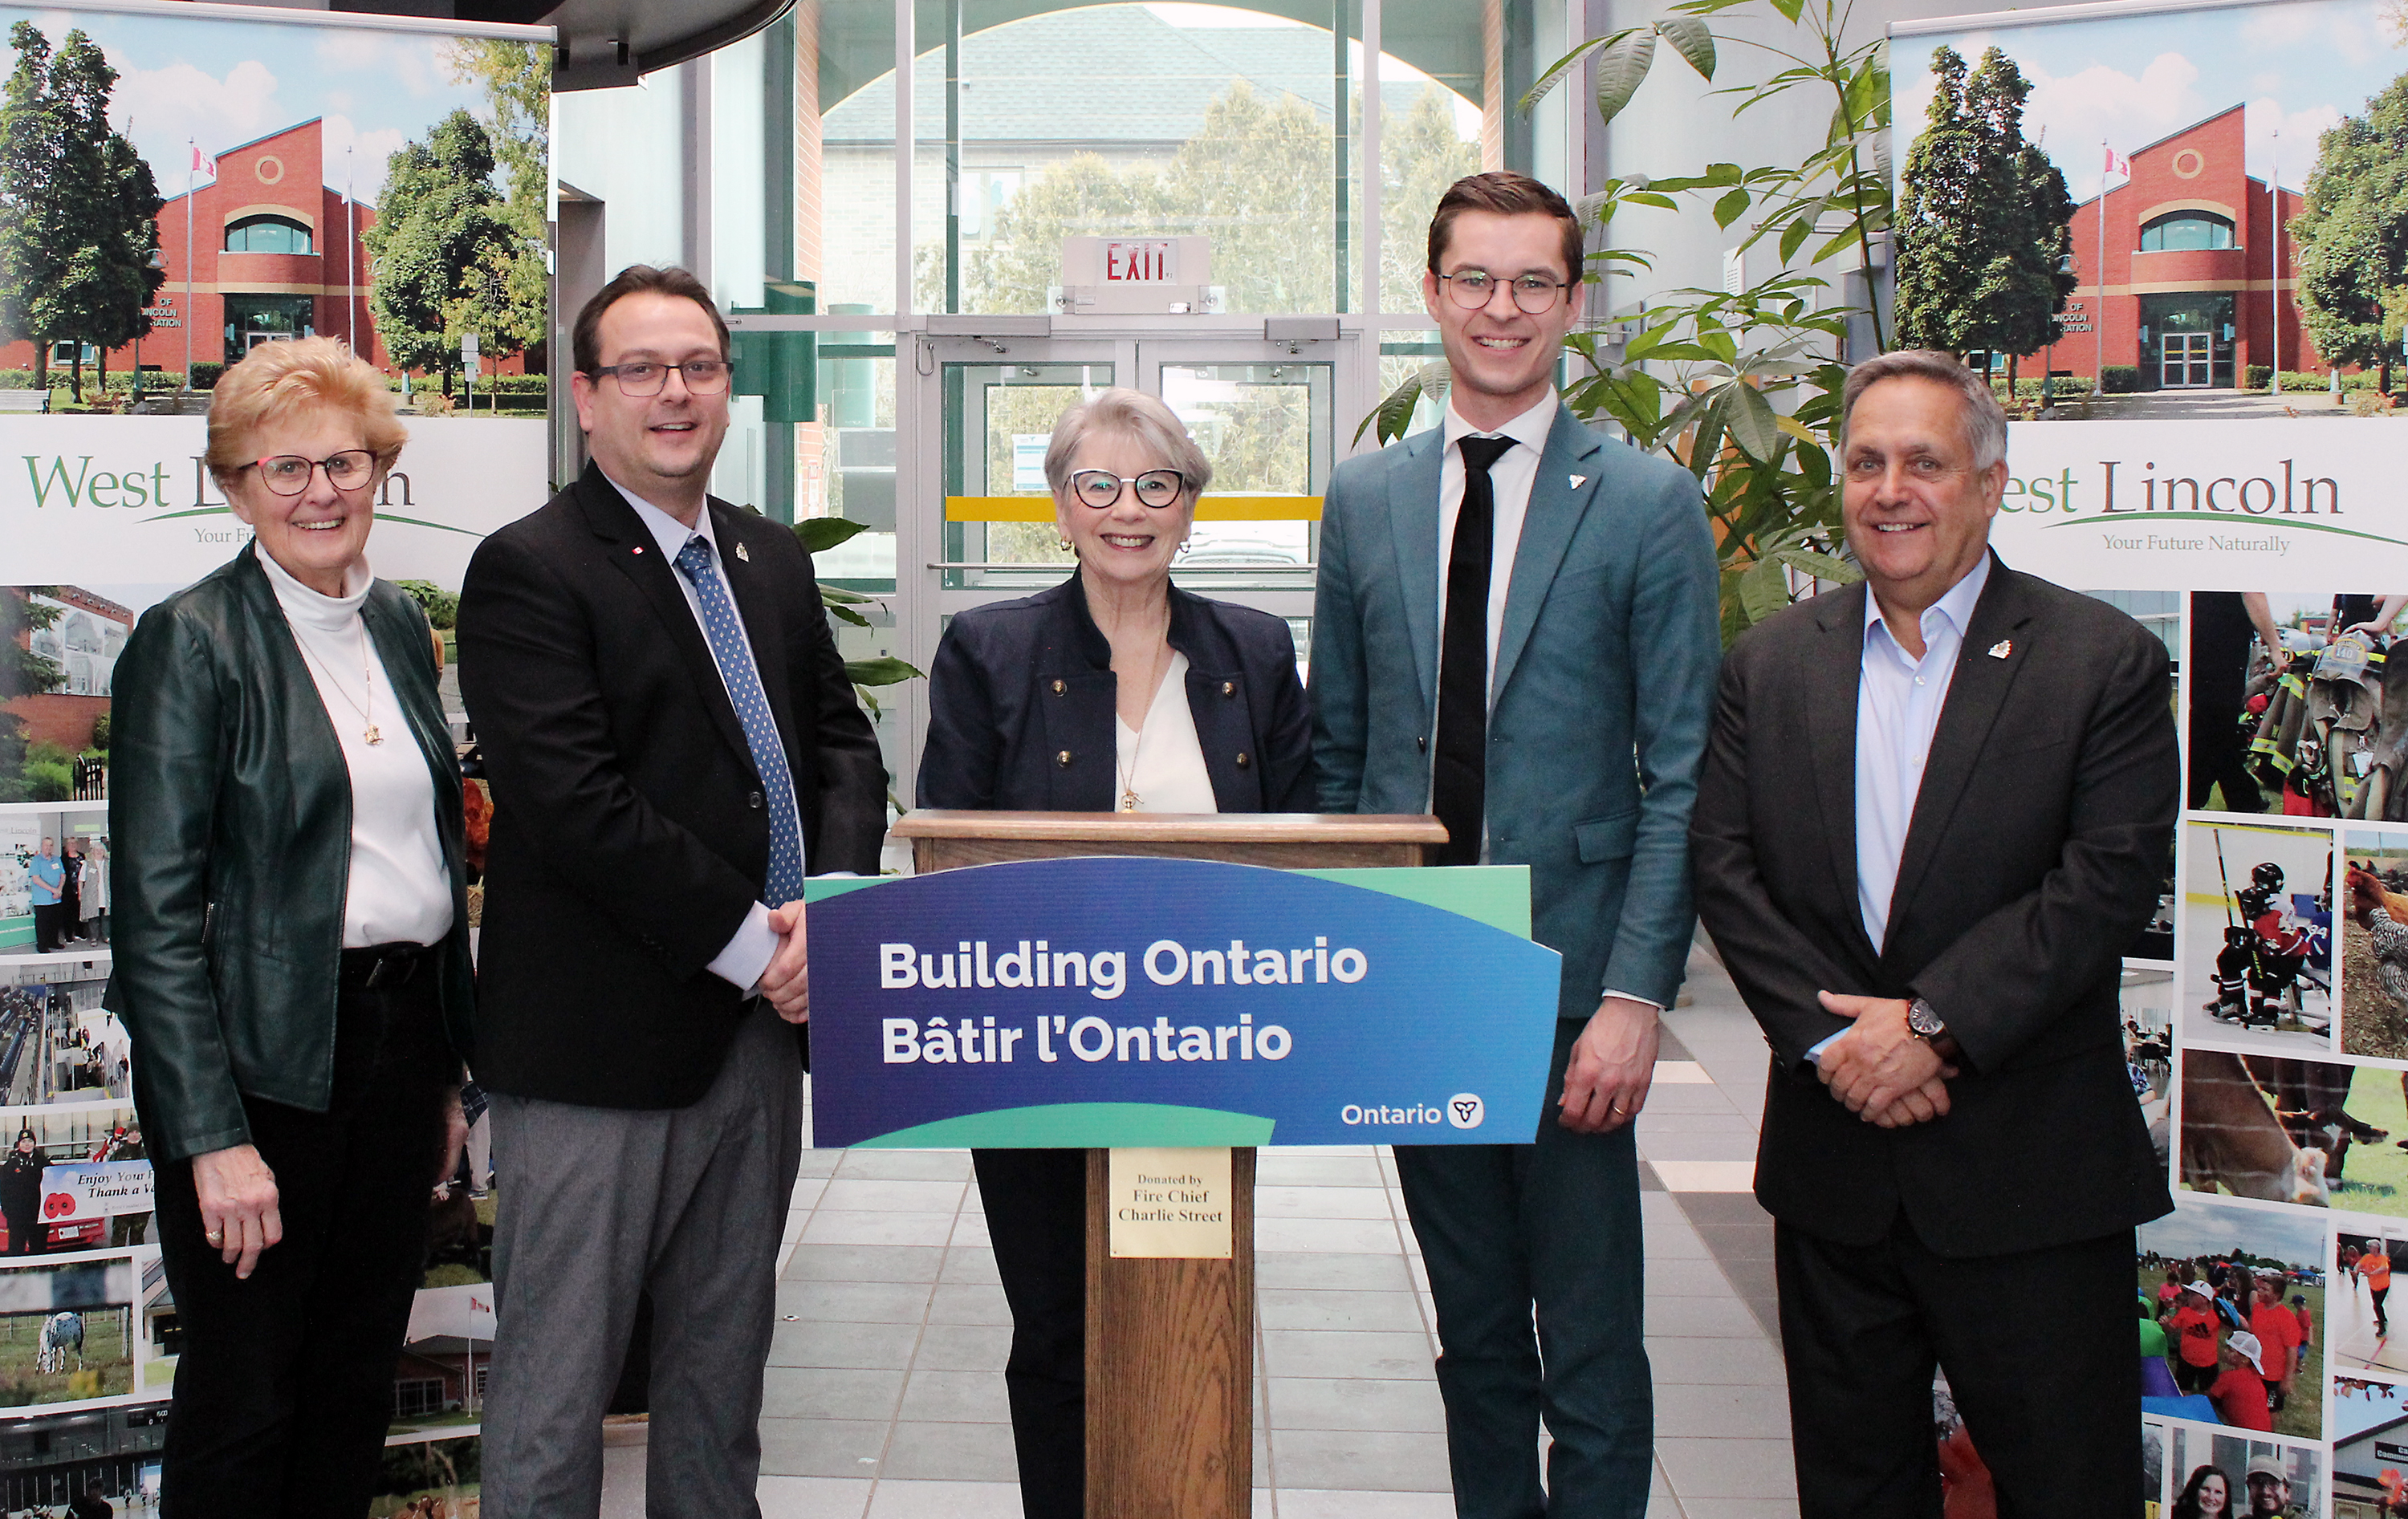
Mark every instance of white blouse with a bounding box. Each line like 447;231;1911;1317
1114;651;1219;814
258;551;454;949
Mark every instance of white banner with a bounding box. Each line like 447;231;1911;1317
0;416;547;587
41;1160;152;1220
1996;420;2408;591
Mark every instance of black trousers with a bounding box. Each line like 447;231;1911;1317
973;1146;1088;1519
1776;1216;2140;1519
150;967;452;1519
31;902;63;952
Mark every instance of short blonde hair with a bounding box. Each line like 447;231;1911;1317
205;338;406;490
1043;388;1212;498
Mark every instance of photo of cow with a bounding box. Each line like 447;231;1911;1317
2178;1050;2408;1218
0;1253;136;1408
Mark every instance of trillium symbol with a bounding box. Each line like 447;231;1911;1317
1447;1093;1485;1130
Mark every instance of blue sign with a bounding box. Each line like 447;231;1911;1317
806;857;1562;1148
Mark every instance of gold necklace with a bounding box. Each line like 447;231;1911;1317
1112;625;1172;812
296;618;382;745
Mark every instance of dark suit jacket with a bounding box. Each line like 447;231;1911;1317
917;575;1312;812
457;463;887;1108
1690;556;2176;1257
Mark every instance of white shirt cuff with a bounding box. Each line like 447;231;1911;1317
708;900;779;993
1807;1030;1848;1065
1602;989;1663;1012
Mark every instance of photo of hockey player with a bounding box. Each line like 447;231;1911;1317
2184;820;2336;1054
2188;592;2408;822
2343;829;2408;1063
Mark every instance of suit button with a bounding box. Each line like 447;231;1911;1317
747;791;765;809
1235;752;1251;768
1222;680;1235;697
1057;750;1073;768
1416;735;1428;753
1051;680;1066;695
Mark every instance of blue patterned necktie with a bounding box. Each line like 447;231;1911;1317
674;534;805;907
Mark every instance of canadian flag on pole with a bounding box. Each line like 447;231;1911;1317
2104;144;2132;179
190;144;216;179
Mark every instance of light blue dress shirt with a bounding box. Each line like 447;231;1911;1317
1811;552;1992;1064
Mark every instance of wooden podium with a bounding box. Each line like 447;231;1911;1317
890;810;1448;1519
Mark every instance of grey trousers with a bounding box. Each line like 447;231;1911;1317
480;1005;803;1519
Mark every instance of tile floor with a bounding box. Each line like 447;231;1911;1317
599;946;1801;1517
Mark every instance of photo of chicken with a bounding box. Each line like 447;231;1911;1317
2342;830;2408;1062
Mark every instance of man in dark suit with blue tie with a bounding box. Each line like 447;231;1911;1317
459;266;886;1518
1691;351;2177;1514
1310;173;1722;1517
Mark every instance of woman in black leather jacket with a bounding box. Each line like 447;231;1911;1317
916;388;1312;1518
108;337;474;1517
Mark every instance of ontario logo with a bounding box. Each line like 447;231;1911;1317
1337;1095;1483;1129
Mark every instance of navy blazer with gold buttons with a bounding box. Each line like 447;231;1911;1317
917;574;1313;814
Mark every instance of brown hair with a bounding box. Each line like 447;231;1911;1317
571;265;730;376
204;337;405;490
1839;350;2008;471
1426;171;1584;286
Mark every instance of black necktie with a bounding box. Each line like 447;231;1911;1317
1434;434;1516;867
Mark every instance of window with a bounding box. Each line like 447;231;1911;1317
2139;213;2235;252
392;1378;445;1417
224;215;312;254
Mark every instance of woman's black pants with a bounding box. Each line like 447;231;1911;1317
974;1147;1089;1519
150;961;451;1519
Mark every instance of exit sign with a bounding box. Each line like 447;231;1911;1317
1105;240;1175;282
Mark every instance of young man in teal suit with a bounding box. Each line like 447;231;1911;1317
1309;172;1722;1515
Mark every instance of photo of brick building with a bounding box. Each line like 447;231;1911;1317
2062;104;2321;391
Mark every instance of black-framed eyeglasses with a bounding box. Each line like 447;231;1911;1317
242;450;376;496
1437;270;1574;314
1068;469;1187;509
589;358;735;396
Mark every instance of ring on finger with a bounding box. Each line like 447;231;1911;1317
205;1229;225;1244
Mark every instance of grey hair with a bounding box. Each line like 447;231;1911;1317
1042;388;1214;498
1839;350;2009;472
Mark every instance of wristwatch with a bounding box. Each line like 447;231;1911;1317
1906;997;1947;1043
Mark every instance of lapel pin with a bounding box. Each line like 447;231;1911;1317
735;542;751;563
1987;639;2012;659
632;545;645;554
1569;474;1588;489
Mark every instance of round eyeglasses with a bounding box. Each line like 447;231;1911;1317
244;450;376;496
1068;469;1187;509
590;359;735;396
1437;270;1574;315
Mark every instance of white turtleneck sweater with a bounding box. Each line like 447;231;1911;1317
258;550;454;950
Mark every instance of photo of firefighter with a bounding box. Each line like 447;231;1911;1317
2184;820;2336;1053
2189;591;2408;820
2344;828;2408;1062
2177;1050;2408;1213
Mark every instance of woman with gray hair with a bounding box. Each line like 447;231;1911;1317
917;386;1312;1516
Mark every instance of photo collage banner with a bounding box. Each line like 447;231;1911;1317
0;1;552;1511
1893;0;2408;1511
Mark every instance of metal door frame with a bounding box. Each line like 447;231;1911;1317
894;321;1361;806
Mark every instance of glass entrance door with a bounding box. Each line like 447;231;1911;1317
2161;332;2214;389
897;329;1351;804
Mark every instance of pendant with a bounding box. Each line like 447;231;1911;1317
364;724;384;746
1120;790;1139;812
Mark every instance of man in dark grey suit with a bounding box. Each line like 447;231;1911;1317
1692;350;2177;1515
460;266;886;1518
1311;172;1721;1516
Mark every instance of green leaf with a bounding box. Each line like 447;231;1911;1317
1523;32;1622;114
1778;217;1813;264
1712;188;1751;229
1592;28;1658;126
825;601;871;628
844;656;923;688
1723;382;1783;463
795;516;872;553
1773;546;1861;583
1738;551;1792;624
819;583;877;604
1657;18;1716;82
